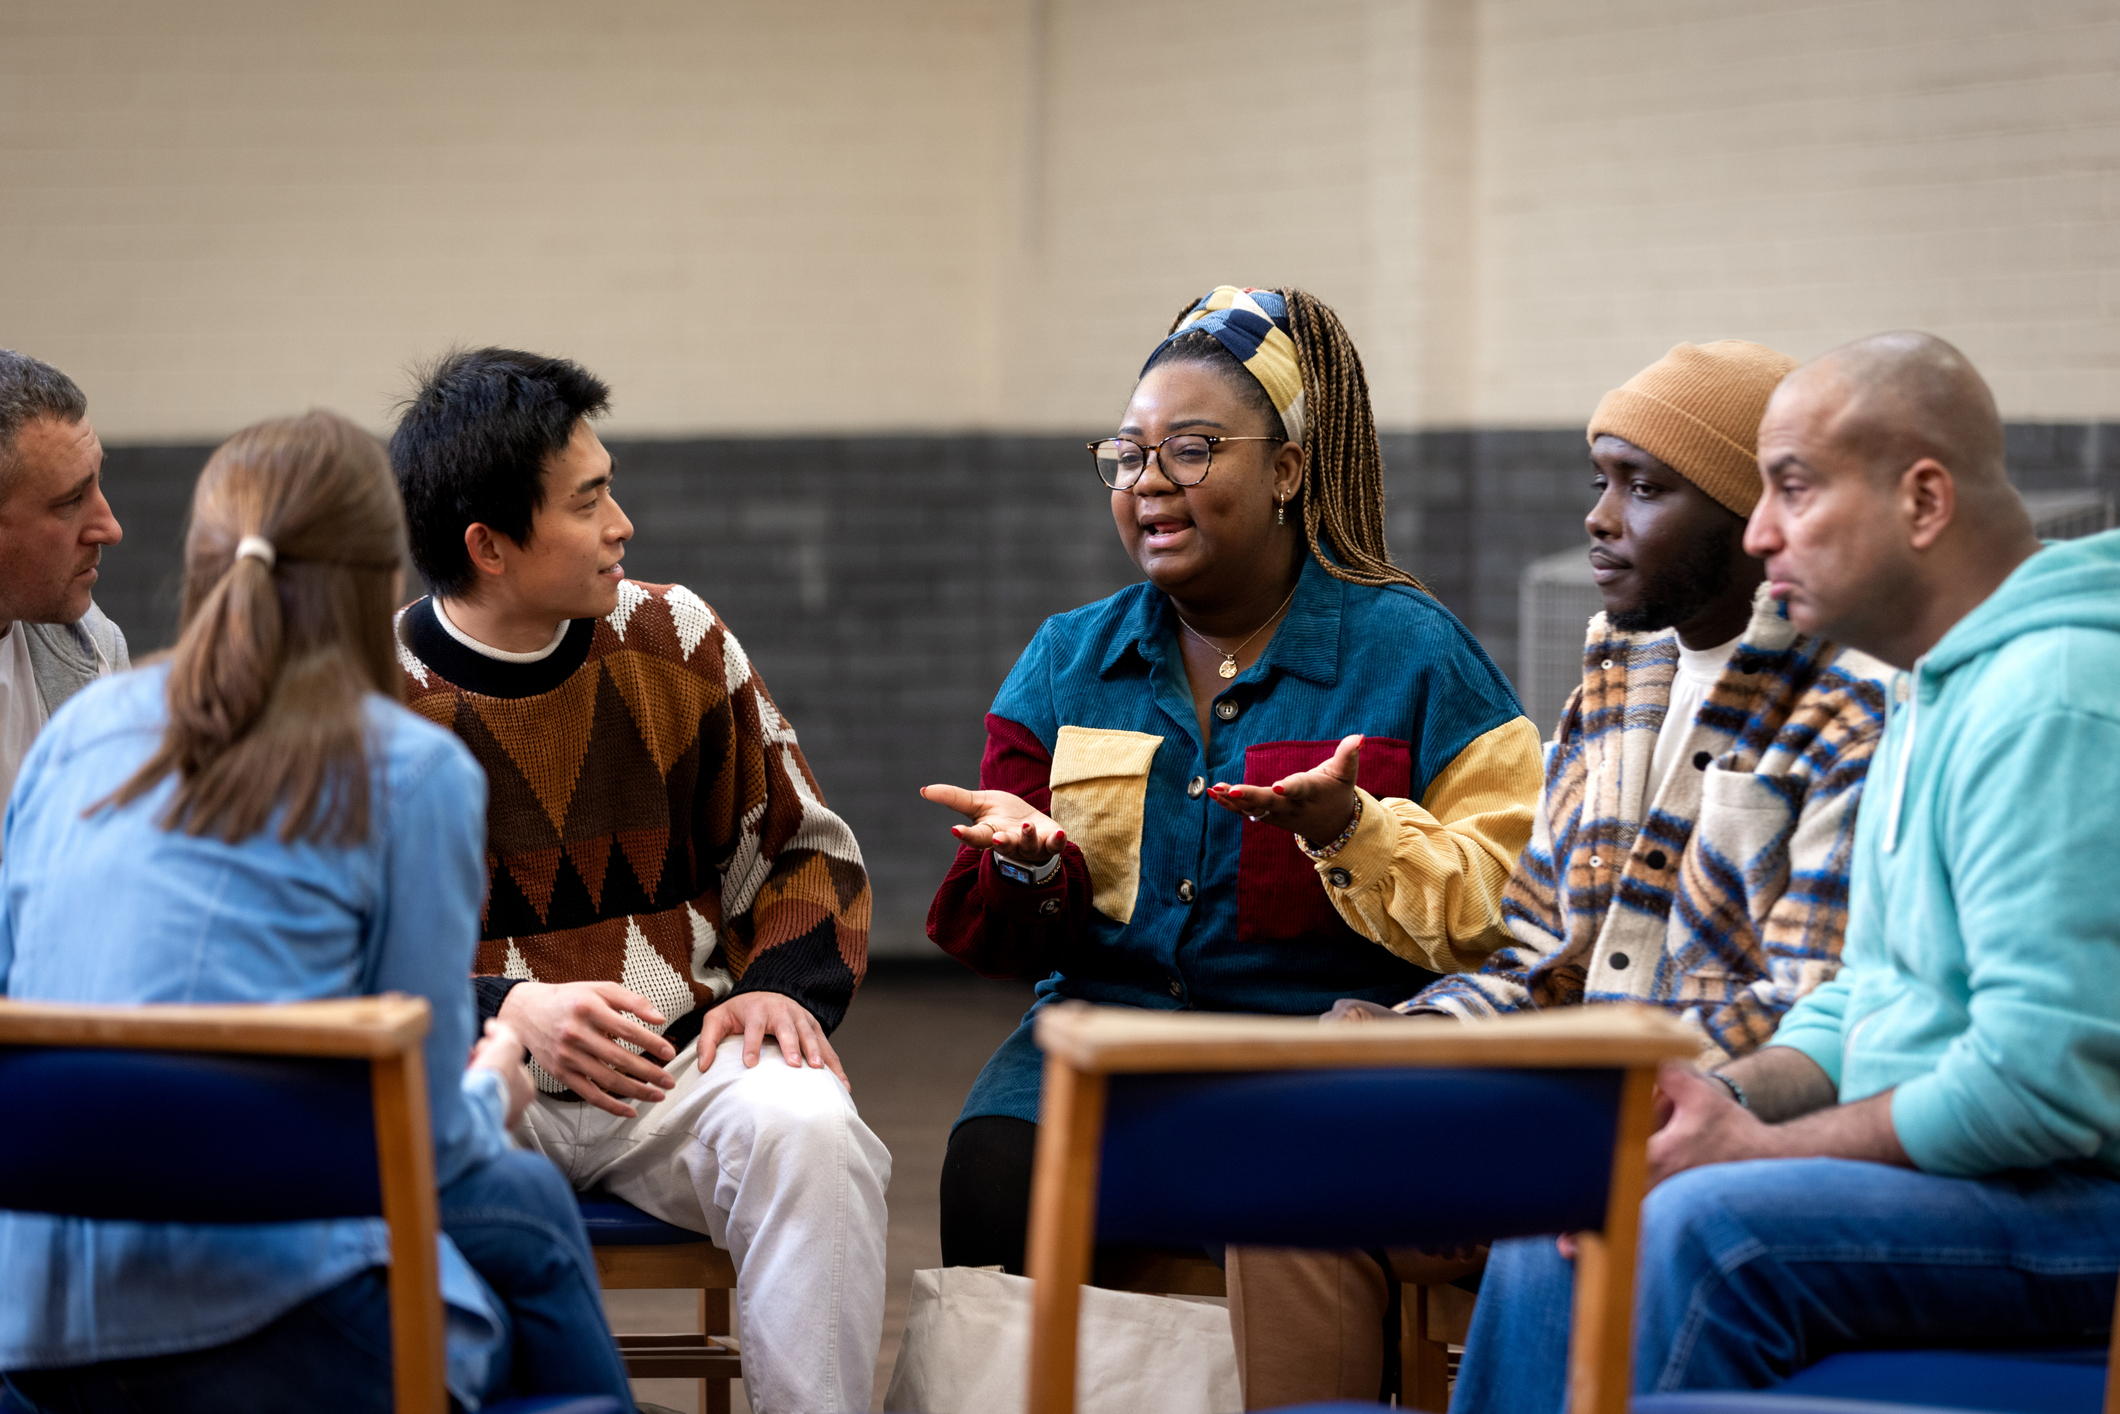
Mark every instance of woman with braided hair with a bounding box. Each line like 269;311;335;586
920;285;1542;1273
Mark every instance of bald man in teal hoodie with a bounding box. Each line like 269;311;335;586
1454;333;2120;1410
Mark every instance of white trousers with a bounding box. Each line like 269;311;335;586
517;1035;892;1414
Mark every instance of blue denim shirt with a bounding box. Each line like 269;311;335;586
0;666;509;1403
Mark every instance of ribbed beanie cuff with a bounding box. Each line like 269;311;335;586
1587;341;1800;516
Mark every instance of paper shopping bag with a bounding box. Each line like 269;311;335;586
883;1265;1240;1414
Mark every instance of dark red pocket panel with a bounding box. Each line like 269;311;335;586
1237;737;1412;941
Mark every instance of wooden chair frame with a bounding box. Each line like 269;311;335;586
0;995;447;1414
2109;1308;2120;1414
592;1238;742;1413
1021;1003;1698;1414
1409;1270;1477;1410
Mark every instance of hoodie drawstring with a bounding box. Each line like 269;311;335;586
1883;660;1923;853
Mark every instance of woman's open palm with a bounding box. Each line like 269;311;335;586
920;783;1067;864
1208;733;1363;845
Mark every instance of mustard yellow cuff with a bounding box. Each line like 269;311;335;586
1315;787;1412;893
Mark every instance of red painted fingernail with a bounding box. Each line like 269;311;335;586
1273;785;1286;795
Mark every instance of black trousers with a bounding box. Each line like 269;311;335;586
939;1114;1041;1274
939;1115;1223;1284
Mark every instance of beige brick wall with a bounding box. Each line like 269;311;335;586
1;0;1019;438
1000;0;1479;430
1469;0;2120;422
3;0;2114;439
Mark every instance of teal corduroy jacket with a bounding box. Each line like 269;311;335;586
929;553;1535;1125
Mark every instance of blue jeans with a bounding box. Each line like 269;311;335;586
3;1149;633;1414
1453;1157;2120;1414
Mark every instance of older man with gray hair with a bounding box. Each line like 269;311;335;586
0;351;128;826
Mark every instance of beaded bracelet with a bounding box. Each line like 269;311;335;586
1295;793;1363;861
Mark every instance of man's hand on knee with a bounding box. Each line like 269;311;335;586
1556;1063;1793;1256
1650;1058;1907;1183
698;991;851;1091
497;980;677;1118
1646;1061;1779;1186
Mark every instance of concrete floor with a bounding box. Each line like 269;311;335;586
604;963;1037;1413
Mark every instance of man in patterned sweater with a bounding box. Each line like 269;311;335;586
1229;342;1892;1410
390;348;887;1414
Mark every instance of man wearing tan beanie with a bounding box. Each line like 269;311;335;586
1224;343;1894;1412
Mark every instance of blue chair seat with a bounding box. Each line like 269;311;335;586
1633;1348;2108;1414
2;1390;626;1414
576;1194;704;1246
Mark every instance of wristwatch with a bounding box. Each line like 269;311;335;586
992;852;1062;887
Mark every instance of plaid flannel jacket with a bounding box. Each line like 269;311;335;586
1411;587;1890;1060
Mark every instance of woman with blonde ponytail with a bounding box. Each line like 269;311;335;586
919;286;1545;1277
106;411;411;844
0;412;633;1414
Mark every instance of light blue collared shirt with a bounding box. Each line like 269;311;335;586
0;666;509;1405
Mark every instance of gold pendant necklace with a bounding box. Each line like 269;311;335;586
1178;580;1301;681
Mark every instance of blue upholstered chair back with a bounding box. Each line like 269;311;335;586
1096;1065;1622;1249
0;1047;384;1223
0;1002;625;1414
1021;1003;1700;1414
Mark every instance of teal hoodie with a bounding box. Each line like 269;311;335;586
1770;528;2120;1177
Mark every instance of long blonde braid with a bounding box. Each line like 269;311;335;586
1164;290;1422;591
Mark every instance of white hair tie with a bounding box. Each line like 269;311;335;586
235;535;277;569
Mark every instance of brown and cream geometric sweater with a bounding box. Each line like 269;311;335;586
396;581;869;1090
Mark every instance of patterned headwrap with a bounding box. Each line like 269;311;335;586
1142;286;1307;447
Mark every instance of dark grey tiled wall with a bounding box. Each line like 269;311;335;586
2005;423;2120;496
91;422;2120;957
